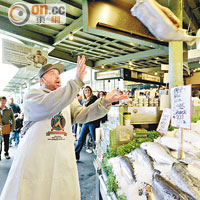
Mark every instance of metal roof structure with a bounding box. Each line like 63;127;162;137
0;0;199;92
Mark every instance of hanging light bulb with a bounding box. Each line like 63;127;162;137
69;32;74;40
129;60;132;65
101;65;105;69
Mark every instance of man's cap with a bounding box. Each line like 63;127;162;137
38;63;65;78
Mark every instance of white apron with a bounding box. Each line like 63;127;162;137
0;106;80;200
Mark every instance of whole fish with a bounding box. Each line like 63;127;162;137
170;163;200;200
153;173;196;200
131;0;200;45
174;130;200;149
140;142;177;165
118;155;137;184
159;136;200;158
128;148;154;173
191;123;200;133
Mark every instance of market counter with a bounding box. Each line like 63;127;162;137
93;159;117;200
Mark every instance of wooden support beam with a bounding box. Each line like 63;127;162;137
53;16;82;46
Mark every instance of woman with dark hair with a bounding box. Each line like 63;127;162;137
75;86;100;160
97;91;105;99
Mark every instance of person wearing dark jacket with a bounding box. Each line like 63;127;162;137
8;97;21;117
9;113;24;147
75;86;100;160
0;96;15;160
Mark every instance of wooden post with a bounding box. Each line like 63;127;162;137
178;128;183;159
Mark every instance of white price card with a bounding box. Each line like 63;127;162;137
157;108;171;134
171;85;191;129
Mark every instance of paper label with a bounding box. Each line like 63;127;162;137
171;85;191;129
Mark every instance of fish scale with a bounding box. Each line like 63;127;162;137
153;173;196;200
128;148;154;174
117;155;137;184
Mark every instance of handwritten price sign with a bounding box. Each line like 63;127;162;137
157;108;171;134
171;85;191;129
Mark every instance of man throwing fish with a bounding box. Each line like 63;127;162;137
0;55;128;200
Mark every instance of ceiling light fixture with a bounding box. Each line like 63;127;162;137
101;65;105;69
69;32;74;40
129;61;132;65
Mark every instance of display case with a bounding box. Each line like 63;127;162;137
108;105;161;125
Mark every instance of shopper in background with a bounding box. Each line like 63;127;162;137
97;91;105;98
0;56;128;200
8;97;21;148
0;128;3;160
9;113;24;147
72;94;83;140
75;86;100;155
97;91;108;124
192;90;200;98
0;96;15;160
8;97;21;117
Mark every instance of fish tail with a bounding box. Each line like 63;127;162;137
186;36;200;46
177;160;188;166
171;160;188;168
153;169;161;175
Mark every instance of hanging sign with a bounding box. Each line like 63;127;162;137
157;108;171;134
171;85;191;129
141;73;160;83
2;39;48;70
95;70;122;80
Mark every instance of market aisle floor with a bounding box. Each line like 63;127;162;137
0;146;96;200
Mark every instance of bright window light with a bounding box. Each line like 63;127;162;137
0;33;19;93
60;66;91;85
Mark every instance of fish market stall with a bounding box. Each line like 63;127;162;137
94;110;160;200
94;105;200;200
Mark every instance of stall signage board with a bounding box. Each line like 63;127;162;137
131;71;138;79
164;73;169;83
157;108;171;134
171;85;191;129
2;39;48;70
95;70;121;80
141;73;160;83
161;64;169;71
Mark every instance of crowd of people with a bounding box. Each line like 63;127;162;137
1;87;199;163
0;97;23;161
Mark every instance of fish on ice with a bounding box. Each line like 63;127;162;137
170;163;200;200
117;155;137;184
174;130;200;149
159;136;200;158
153;172;196;200
140;142;177;165
128;148;154;173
